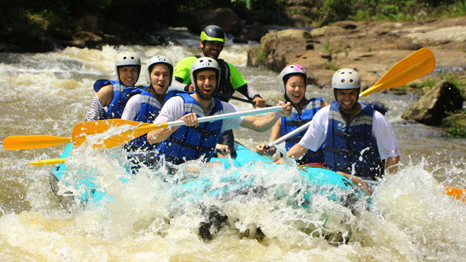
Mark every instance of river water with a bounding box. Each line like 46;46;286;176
0;38;466;261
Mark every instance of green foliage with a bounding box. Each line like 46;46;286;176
232;0;285;10
434;1;466;17
256;49;268;64
444;111;466;138
3;0;466;32
322;62;339;71
319;0;354;20
441;74;466;100
408;79;438;89
322;40;351;61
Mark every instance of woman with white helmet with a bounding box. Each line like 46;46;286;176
282;68;400;191
255;64;329;164
122;55;177;151
85;50;141;121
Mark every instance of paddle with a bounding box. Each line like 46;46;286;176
3;135;72;150
360;47;436;97
71;106;284;149
2;122;154;151
266;121;312;150
27;158;67;166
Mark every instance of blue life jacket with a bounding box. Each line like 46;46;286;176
280;98;325;164
323;101;383;178
124;89;178;151
93;79;140;119
157;93;224;164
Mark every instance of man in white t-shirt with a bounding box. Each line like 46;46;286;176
147;57;291;166
285;68;400;184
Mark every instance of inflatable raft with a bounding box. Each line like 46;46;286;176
50;142;368;211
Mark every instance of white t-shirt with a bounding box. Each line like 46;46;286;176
121;94;142;120
299;104;400;160
154;96;244;132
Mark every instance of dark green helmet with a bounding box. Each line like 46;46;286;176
200;25;225;43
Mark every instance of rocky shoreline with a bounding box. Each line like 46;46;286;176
248;17;466;89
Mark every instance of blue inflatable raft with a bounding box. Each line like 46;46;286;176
50;142;368;211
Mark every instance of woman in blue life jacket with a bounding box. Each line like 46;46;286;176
121;55;176;151
84;51;141;121
120;55;178;172
255;64;329;164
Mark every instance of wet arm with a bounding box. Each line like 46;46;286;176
385;156;400;173
95;84;113;107
270;119;281;140
286;143;308;161
147;126;179;144
240;102;291;132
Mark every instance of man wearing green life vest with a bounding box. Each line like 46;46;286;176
173;25;267;158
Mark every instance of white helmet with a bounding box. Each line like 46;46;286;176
278;64;307;94
115;51;141;84
331;68;360;90
190;57;221;91
144;55;174;87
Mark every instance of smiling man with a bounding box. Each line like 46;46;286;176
147;57;291;166
285;68;400;183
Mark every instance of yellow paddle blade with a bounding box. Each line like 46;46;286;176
72;120;169;149
3;135;72;150
27;158;67;166
360;48;436;97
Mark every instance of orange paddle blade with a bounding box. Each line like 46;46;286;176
445;187;466;202
3;135;72;150
360;48;436;96
72;120;168;149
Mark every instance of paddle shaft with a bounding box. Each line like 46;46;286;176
132;106;283;136
153;105;282;130
28;158;67;166
267;121;312;149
